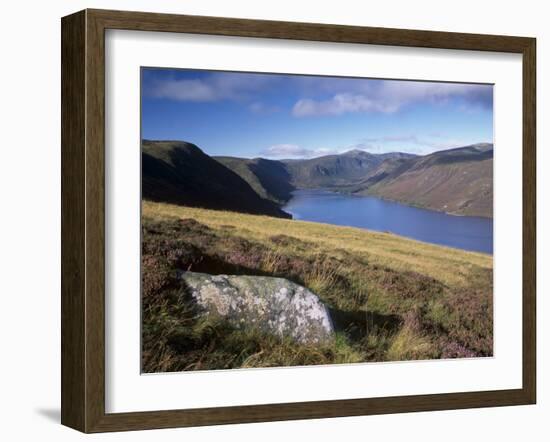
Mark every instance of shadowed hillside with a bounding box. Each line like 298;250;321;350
142;140;291;218
214;156;295;204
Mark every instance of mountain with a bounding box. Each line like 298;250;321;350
142;140;291;218
213;156;295;204
281;150;417;189
352;143;493;217
143;139;493;219
215;149;416;204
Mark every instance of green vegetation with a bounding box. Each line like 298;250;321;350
142;201;493;373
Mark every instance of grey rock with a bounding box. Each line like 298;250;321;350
180;271;334;344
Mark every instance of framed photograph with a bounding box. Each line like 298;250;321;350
61;9;536;433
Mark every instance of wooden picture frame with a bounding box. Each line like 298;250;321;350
61;8;536;433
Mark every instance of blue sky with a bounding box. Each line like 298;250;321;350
141;68;493;159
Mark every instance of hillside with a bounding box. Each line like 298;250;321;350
214;156;295;204
352;143;493;217
142;140;290;218
142;201;493;372
282;150;417;189
214;149;416;204
143;139;493;219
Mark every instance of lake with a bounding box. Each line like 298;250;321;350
283;190;493;254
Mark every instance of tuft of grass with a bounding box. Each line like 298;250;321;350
386;326;437;361
363;325;394;360
303;255;343;298
261;248;286;274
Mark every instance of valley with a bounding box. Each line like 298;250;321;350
140;140;494;372
142;139;493;219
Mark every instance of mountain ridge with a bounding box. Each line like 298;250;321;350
142;139;493;218
351;143;493;217
142;140;291;218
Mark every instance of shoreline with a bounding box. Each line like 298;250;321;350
284;188;494;220
281;189;493;255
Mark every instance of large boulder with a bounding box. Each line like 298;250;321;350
180;271;334;344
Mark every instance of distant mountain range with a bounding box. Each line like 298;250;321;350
142;140;493;218
280;150;417;189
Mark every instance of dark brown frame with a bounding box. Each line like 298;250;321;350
61;8;536;433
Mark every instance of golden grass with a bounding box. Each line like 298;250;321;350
142;201;492;287
386;326;436;361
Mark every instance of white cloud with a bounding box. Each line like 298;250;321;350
148;73;275;102
349;134;469;155
292;93;398;117
292;81;492;117
260;144;338;159
146;71;492;117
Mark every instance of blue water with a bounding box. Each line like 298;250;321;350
283;190;493;254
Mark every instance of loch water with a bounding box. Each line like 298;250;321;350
283;189;493;254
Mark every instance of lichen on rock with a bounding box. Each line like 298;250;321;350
180;271;334;344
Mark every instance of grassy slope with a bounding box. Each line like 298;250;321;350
355;144;494;218
365;159;493;217
142;201;493;372
144;201;491;286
